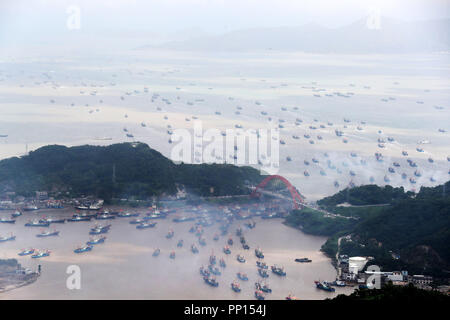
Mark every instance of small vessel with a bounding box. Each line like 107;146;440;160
237;254;246;263
166;229;174;239
31;249;50;259
219;258;226;268
153;248;160;257
213;234;219;241
117;212;139;218
68;215;91;222
258;268;269;278
304;170;310;177
136;222;157;229
203;276;219;287
170;251;176;259
23;205;39;211
286;294;299;300
210;254;217;265
96;213;115;220
90;224;111;234
40;217;65;224
223;246;231;255
86;236;106;245
0;234;16;242
255;281;272;293
18;248;35;256
25;220;50;227
315;281;335;292
255;248;264;259
227;237;233;246
208;265;221;275
199;237;207;246
11;211;22;218
402;151;408;156
237;272;248;281
129;218;145;224
271;265;286;276
191;244;199;254
177;239;184;248
36;230;59;238
256;260;268;269
74;245;93;254
295;258;312;263
0;217;15;224
231;281;241;292
255;290;265;300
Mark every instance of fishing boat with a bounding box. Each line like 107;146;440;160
31;249;50;258
196;265;209;278
177;239;184;248
227;237;233;246
40;217;65;224
36;230;59;238
199;237;207;246
315;281;335;292
191;244;199;254
25;220;50;227
90;224;111;234
170;251;176;259
223;246;231;254
255;248;264;259
256;260;268;269
255;290;265;300
11;211;22;218
0;217;15;224
129;218;145;224
203;276;219;287
117;212;139;218
86;236;106;245
219;258;226;268
208;265;221;276
74;245;93;253
166;229;174;239
209;254;217;265
236;255;246;263
96;213;115;220
136;222;157;229
271;265;286;276
286;294;299;300
18;248;35;256
237;272;248;281
0;234;16;242
231;281;241;292
295;258;312;263
68;215;91;222
152;248;160;257
255;281;272;293
23;205;39;211
258;268;269;278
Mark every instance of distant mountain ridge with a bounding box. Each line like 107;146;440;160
144;17;450;53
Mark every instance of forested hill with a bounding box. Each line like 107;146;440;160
0;142;263;200
317;184;413;207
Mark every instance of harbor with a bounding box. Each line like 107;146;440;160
0;202;354;299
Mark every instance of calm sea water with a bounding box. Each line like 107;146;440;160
0;207;354;300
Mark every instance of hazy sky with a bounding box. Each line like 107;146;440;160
1;0;449;49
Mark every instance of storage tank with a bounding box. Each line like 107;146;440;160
348;256;367;273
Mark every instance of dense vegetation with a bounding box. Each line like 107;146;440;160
317;184;412;207
0;143;263;201
331;283;450;302
287;182;450;278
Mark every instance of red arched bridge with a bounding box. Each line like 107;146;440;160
250;175;305;209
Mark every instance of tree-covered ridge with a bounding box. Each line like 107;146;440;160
317;184;412;207
286;182;450;278
0;142;263;200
